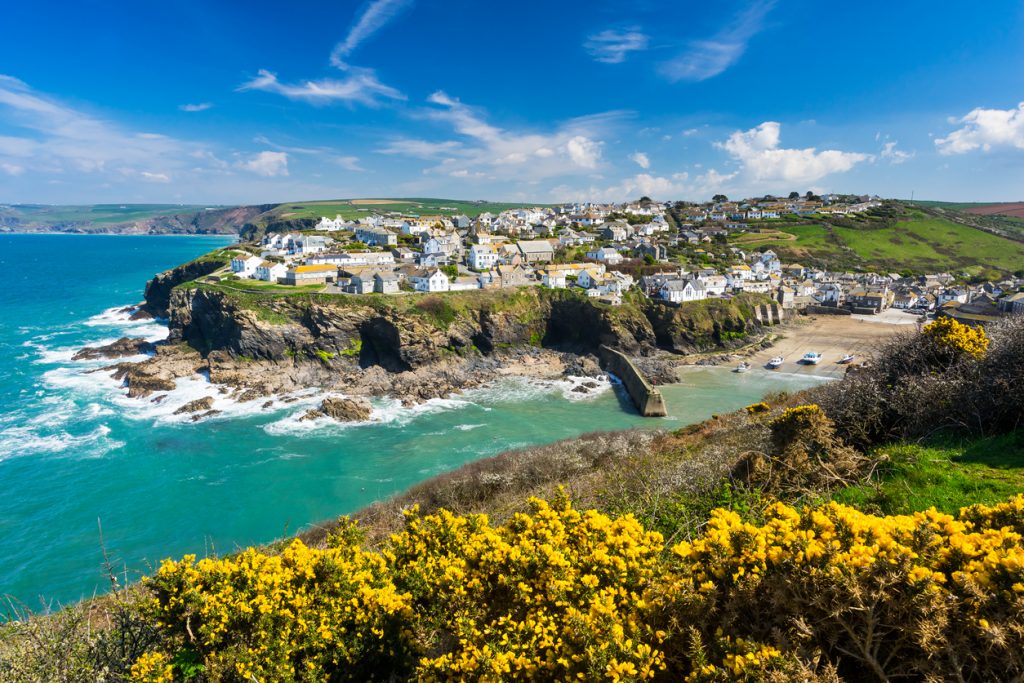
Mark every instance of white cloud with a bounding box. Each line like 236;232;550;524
381;91;620;184
0;74;216;181
584;29;649;64
717;121;870;185
242;0;409;108
1;162;24;176
254;134;364;171
567;135;602;169
660;1;775;82
935;101;1024;154
237;151;289;177
140;171;171;182
179;103;212;112
330;0;413;67
376;138;463;158
238;68;403;106
628;151;650;169
333;155;363;171
880;140;914;164
682;128;700;136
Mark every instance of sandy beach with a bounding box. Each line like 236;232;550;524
737;310;925;379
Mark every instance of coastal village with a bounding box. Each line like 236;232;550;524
225;196;1024;328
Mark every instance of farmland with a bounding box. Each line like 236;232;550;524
730;212;1024;276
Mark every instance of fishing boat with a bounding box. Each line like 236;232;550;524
838;353;855;364
767;356;784;369
735;361;750;373
802;351;822;365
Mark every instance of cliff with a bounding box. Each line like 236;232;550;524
142;250;237;318
166;284;773;367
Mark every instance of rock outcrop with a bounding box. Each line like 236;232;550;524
173;396;215;415
301;396;373;423
73;337;155;361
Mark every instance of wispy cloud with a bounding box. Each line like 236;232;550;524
237;151;289;177
241;0;410;107
935;101;1024;155
0;74;197;182
255;134;365;171
880;140;914;164
660;1;776;82
376;138;463;158
330;0;413;67
716;121;870;185
238;68;403;106
628;151;650;169
178;102;213;112
584;29;649;64
379;91;625;185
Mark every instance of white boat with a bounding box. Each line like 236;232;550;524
735;361;750;373
838;353;855;364
802;351;822;365
767;356;784;369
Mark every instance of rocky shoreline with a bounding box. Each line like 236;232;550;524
80;334;615;423
73;280;779;423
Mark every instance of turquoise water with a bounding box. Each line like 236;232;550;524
0;235;825;608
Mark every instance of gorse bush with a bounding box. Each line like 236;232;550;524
922;317;989;359
734;404;867;496
132;495;1024;682
814;315;1021;447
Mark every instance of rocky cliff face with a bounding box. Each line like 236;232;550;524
167;286;768;367
143;257;232;318
168;287;651;366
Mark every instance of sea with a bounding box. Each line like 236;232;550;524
0;234;825;609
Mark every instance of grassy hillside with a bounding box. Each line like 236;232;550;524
730;206;1024;275
0;203;216;227
263;197;550;222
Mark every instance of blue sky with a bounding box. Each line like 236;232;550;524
2;0;1024;204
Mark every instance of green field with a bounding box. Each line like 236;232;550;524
730;215;1024;274
1;203;216;227
266;197;550;222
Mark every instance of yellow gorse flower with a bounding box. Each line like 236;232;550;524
923;317;989;358
131;495;1024;681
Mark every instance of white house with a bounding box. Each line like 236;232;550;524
255;261;287;282
316;215;346;231
542;269;568;288
410;269;450;293
230;255;263;277
819;283;844;306
468;244;499;271
702;274;729;296
660;278;707;303
586;247;624;265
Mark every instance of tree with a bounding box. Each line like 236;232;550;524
789;191;800;200
805;191;815;200
712;194;728;203
440;264;459;280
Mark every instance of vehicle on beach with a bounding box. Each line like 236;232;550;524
767;356;784;369
802;351;823;365
735;361;750;373
838;353;855;364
